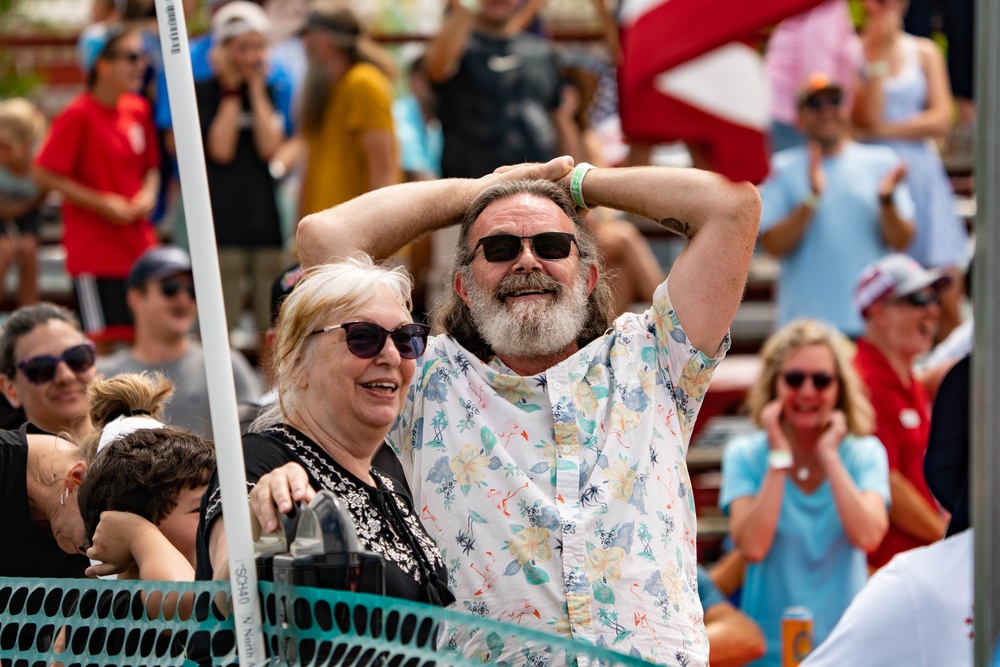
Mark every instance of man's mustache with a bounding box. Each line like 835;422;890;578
493;273;564;300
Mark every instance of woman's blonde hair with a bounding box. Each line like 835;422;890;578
745;319;874;436
79;371;174;461
253;255;414;430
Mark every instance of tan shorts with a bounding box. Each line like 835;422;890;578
217;247;291;334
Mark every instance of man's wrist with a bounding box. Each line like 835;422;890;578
879;191;894;206
802;191;820;209
570;162;595;209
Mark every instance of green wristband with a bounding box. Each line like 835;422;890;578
570;162;595;209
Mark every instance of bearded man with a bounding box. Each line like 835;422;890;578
297;156;760;666
295;3;398;216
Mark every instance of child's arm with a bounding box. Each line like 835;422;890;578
0;201;36;219
86;510;195;581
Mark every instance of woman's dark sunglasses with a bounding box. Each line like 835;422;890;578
15;343;96;385
311;321;430;359
782;370;835;391
159;279;196;299
105;49;145;65
469;232;579;264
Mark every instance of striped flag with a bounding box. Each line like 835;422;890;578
618;0;826;183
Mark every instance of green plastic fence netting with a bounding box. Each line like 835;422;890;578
0;579;666;666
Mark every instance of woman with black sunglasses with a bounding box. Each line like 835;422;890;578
718;319;890;667
0;304;99;577
0;302;98;440
197;256;453;608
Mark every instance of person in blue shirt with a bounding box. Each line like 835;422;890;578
759;72;915;338
153;1;296;138
719;319;890;667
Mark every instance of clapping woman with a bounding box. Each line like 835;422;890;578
719;320;890;667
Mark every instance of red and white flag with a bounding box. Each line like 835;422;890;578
618;0;826;183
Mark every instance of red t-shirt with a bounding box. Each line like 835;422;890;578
35;92;159;278
853;338;936;568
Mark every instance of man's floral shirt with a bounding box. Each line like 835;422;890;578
388;281;727;666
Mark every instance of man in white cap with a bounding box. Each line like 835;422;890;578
853;253;950;570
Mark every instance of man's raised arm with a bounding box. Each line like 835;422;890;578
568;166;761;356
296;156;575;267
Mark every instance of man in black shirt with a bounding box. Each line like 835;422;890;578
424;0;569;178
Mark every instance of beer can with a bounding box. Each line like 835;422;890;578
782;606;813;667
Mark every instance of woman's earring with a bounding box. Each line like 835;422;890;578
60;487;69;506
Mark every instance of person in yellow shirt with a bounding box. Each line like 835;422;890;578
296;4;398;217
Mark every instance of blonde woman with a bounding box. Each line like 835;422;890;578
199;257;453;608
719;319;890;667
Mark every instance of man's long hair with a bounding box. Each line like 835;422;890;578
299;5;397;136
430;180;616;362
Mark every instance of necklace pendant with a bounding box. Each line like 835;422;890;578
796;467;810;481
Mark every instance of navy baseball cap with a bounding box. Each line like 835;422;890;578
270;263;303;327
126;246;192;290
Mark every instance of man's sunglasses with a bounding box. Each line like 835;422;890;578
895;290;939;308
781;370;836;391
803;92;843;111
311;321;430;359
468;232;579;264
105;49;145;65
159;279;196;299
15;343;96;385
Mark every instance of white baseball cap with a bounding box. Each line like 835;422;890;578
854;253;951;318
212;1;272;43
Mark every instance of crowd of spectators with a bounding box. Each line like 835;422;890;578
0;0;979;665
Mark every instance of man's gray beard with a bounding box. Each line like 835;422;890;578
465;270;590;360
299;61;332;131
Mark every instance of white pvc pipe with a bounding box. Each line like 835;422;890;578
152;2;266;665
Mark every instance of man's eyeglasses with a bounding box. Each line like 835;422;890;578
781;370;836;391
894;291;939;308
468;232;580;264
159;279;195;299
311;321;430;360
14;343;96;385
803;92;843;111
105;50;145;65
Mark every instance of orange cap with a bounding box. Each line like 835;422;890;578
797;72;843;105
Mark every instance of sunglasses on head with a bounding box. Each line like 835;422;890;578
804;91;843;111
311;321;430;359
159;279;195;299
469;232;579;264
15;343;96;385
781;370;836;391
105;49;145;64
895;290;939;308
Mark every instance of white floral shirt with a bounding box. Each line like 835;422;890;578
388;280;726;666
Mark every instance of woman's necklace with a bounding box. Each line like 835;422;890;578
796;466;811;482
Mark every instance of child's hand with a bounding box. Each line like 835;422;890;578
85;510;157;577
